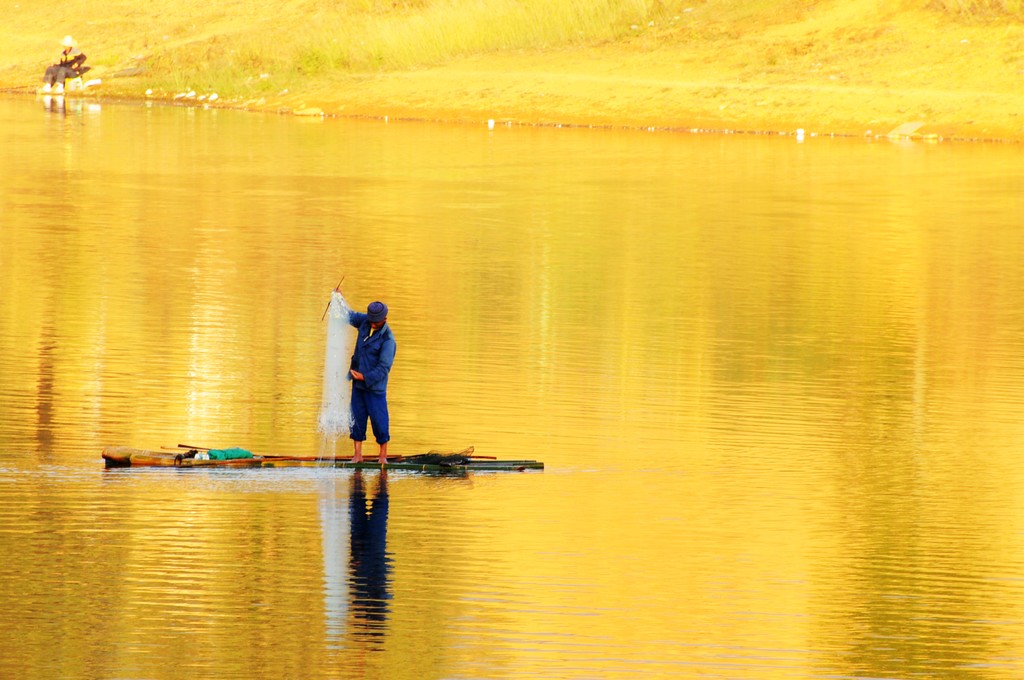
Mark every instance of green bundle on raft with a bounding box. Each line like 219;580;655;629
206;447;254;460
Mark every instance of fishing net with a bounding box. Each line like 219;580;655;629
319;291;356;437
403;449;476;466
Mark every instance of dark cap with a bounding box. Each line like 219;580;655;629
367;301;388;323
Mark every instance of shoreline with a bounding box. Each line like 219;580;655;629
7;17;1024;145
8;73;1024;147
9;75;1024;146
5;4;1024;144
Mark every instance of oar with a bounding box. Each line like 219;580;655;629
177;446;391;462
261;455;323;462
176;443;497;462
256;454;402;463
341;455;405;462
173;454;262;467
177;444;315;461
177;443;289;456
320;276;346;322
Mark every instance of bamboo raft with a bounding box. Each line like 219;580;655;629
101;446;544;472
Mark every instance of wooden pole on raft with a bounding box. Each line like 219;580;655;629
175;443;497;461
320;276;345;322
176;444;366;462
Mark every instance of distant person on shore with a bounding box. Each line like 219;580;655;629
41;36;89;94
346;300;396;465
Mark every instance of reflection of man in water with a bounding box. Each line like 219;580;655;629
349;470;391;636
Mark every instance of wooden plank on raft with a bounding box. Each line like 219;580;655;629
101;446;544;471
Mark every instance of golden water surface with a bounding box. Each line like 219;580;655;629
3;97;1024;679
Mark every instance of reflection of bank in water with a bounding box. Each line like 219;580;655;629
348;470;391;640
39;94;102;118
41;95;65;114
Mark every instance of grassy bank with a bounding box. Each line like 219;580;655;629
0;0;678;92
3;0;1024;140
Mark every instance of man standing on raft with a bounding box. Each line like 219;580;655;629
346;300;396;464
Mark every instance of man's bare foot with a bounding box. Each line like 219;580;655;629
378;457;387;465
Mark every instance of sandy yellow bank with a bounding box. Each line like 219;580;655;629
2;0;1024;141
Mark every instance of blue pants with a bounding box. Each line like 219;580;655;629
350;388;390;444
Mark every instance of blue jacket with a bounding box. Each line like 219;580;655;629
348;311;396;394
